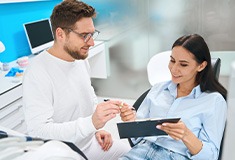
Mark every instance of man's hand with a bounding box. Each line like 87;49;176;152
95;130;113;151
120;103;136;122
92;100;120;129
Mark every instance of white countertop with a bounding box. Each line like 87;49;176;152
0;77;22;95
0;60;23;95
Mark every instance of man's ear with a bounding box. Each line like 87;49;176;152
56;28;65;40
198;61;207;72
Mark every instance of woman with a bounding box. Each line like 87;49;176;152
119;34;227;160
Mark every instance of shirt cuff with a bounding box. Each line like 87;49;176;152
186;141;217;160
76;115;97;138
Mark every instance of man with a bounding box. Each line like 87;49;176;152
23;0;130;159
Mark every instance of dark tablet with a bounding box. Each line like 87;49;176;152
117;118;180;138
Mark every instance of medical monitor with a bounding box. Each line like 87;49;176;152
23;19;54;54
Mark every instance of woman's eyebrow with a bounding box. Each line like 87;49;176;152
170;56;189;63
179;60;189;63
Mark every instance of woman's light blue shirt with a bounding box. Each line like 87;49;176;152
135;81;227;160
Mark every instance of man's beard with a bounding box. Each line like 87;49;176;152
64;45;88;60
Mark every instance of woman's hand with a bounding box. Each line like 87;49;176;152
157;121;203;155
156;120;189;141
119;102;136;122
95;130;113;151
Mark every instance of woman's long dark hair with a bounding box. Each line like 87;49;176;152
172;34;227;100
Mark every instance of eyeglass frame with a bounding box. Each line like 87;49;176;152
62;28;100;43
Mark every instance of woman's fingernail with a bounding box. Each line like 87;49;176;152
119;102;124;109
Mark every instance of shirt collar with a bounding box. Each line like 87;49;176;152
165;81;202;99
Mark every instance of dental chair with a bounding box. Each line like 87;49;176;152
128;50;223;159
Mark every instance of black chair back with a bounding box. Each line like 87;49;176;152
211;58;221;80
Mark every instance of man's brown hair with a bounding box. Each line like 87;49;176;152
50;0;96;39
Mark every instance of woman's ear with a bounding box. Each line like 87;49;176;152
198;61;207;72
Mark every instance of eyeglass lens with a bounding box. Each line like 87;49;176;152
84;31;99;42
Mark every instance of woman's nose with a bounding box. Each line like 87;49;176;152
170;63;178;73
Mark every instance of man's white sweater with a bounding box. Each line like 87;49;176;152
23;50;97;150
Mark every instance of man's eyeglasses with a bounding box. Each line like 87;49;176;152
67;28;100;43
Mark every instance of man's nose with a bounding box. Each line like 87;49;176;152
86;37;95;46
